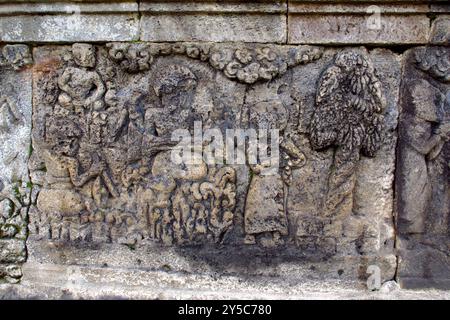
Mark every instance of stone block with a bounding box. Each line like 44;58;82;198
140;2;286;43
288;4;430;44
0;2;139;42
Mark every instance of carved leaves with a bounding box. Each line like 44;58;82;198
310;51;385;159
106;42;323;84
310;50;386;219
106;43;153;73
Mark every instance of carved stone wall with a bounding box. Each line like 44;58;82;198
0;1;449;298
0;44;32;283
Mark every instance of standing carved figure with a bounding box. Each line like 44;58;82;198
57;44;105;114
310;51;385;221
243;83;306;246
398;80;450;234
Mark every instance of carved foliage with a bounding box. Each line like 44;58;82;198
107;42;323;84
310;50;386;218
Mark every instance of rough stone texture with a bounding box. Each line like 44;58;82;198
0;2;139;42
0;262;448;300
288;4;430;45
396;39;450;289
430;16;450;46
0;0;449;299
23;42;397;289
0;44;32;283
140;2;287;43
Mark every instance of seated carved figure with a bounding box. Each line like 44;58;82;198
37;119;105;229
144;64;208;181
134;64;209;243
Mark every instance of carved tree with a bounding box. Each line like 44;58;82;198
310;51;386;218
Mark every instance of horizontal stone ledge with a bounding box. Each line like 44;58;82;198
139;1;287;43
289;3;430;14
140;13;287;43
0;2;137;14
288;0;447;3
140;1;286;14
0;1;448;44
431;4;450;13
0;14;140;42
288;13;430;45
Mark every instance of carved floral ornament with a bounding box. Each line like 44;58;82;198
106;42;323;83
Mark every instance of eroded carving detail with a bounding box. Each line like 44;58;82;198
28;42;393;281
0;45;32;71
0;86;23;133
310;50;385;223
397;44;450;288
0;44;32;283
106;42;323;84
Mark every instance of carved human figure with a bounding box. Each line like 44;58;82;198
243;91;306;246
57;44;122;203
398;79;450;234
134;64;208;243
57;44;105;114
37;118;105;238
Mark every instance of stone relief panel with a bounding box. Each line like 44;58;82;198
0;44;33;283
27;42;398;282
397;44;450;289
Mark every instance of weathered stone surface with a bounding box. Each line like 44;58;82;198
0;239;26;264
396;46;450;289
430;15;450;45
0;44;32;283
0;264;22;284
23;41;399;288
288;4;430;45
0;261;448;300
0;2;139;42
0;0;449;298
140;1;286;43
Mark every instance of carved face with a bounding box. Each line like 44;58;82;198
72;43;96;68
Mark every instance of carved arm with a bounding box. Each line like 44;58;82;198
65;157;104;187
